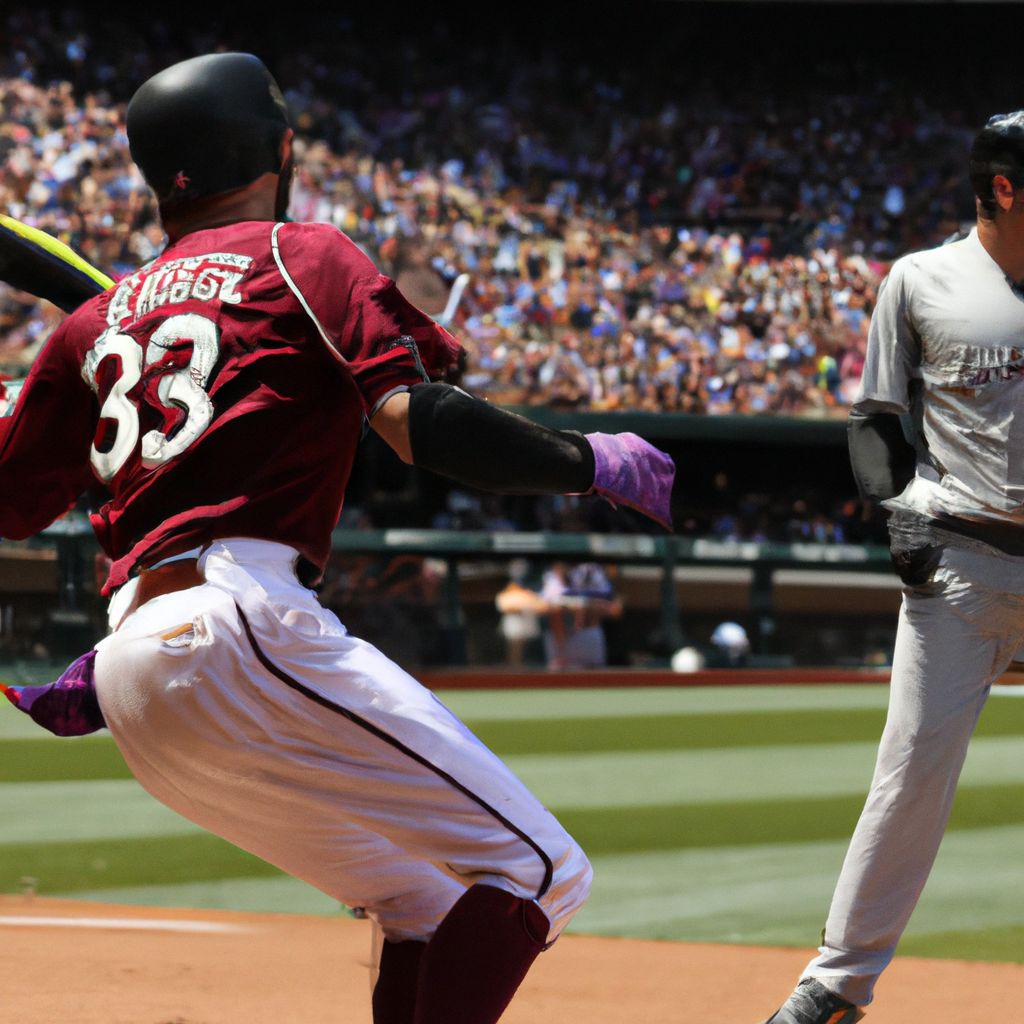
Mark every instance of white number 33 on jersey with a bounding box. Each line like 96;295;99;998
81;312;221;483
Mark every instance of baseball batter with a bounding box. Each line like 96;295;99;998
0;54;675;1024
759;113;1024;1024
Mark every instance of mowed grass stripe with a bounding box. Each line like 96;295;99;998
897;926;1024;963
8;784;1020;893
1;692;1023;785
4;732;1024;817
569;838;848;945
0;780;203;844
63;876;343;916
557;783;1024;856
501;735;1024;810
439;684;895;722
466;696;1024;756
0;736;131;783
0;711;886;783
0;832;282;895
467;708;887;755
571;824;1024;948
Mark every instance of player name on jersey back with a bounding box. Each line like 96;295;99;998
107;252;254;326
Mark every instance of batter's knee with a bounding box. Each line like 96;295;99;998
365;886;462;944
537;838;592;941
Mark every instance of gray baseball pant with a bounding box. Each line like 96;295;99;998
801;542;1024;1006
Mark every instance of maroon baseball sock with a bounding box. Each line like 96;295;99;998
412;883;549;1024
372;938;427;1024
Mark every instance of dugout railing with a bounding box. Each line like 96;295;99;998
329;528;894;664
20;519;894;662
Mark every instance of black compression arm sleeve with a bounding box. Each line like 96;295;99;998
407;383;595;494
847;409;916;503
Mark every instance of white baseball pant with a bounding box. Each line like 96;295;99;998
803;541;1024;1005
94;538;592;943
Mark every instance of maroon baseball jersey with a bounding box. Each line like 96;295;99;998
0;220;462;591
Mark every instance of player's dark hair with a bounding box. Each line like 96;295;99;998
970;112;1024;219
127;53;291;212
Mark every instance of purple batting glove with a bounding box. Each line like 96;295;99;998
0;650;105;736
584;432;676;530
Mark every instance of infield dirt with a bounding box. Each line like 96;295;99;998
1;896;1019;1023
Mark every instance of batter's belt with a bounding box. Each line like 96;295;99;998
121;559;205;622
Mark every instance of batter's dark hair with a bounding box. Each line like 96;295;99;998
970;112;1024;219
127;53;291;212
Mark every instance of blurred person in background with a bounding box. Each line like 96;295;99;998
494;558;544;667
540;562;622;670
707;621;751;667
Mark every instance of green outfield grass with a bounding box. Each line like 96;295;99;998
558;782;1024;855
898;926;1024;963
469;695;1024;756
3;682;1024;963
0;832;278;894
0;736;131;783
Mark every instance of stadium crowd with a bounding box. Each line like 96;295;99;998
0;72;879;415
0;6;986;415
0;6;938;668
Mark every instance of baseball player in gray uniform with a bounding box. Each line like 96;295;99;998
758;112;1024;1024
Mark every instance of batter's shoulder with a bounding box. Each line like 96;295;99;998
277;220;375;263
274;220;379;283
880;236;979;308
896;233;982;279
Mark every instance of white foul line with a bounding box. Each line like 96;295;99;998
0;915;249;933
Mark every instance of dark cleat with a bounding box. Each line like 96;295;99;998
758;979;864;1024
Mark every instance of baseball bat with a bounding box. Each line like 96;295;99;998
0;214;114;313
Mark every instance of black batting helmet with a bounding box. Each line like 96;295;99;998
127;53;291;210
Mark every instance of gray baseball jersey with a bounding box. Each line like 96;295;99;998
857;227;1024;524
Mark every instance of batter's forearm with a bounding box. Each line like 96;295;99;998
406;383;594;494
408;383;676;528
372;384;675;528
369;387;590;491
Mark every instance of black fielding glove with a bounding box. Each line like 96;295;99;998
890;544;944;587
847;409;916;504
